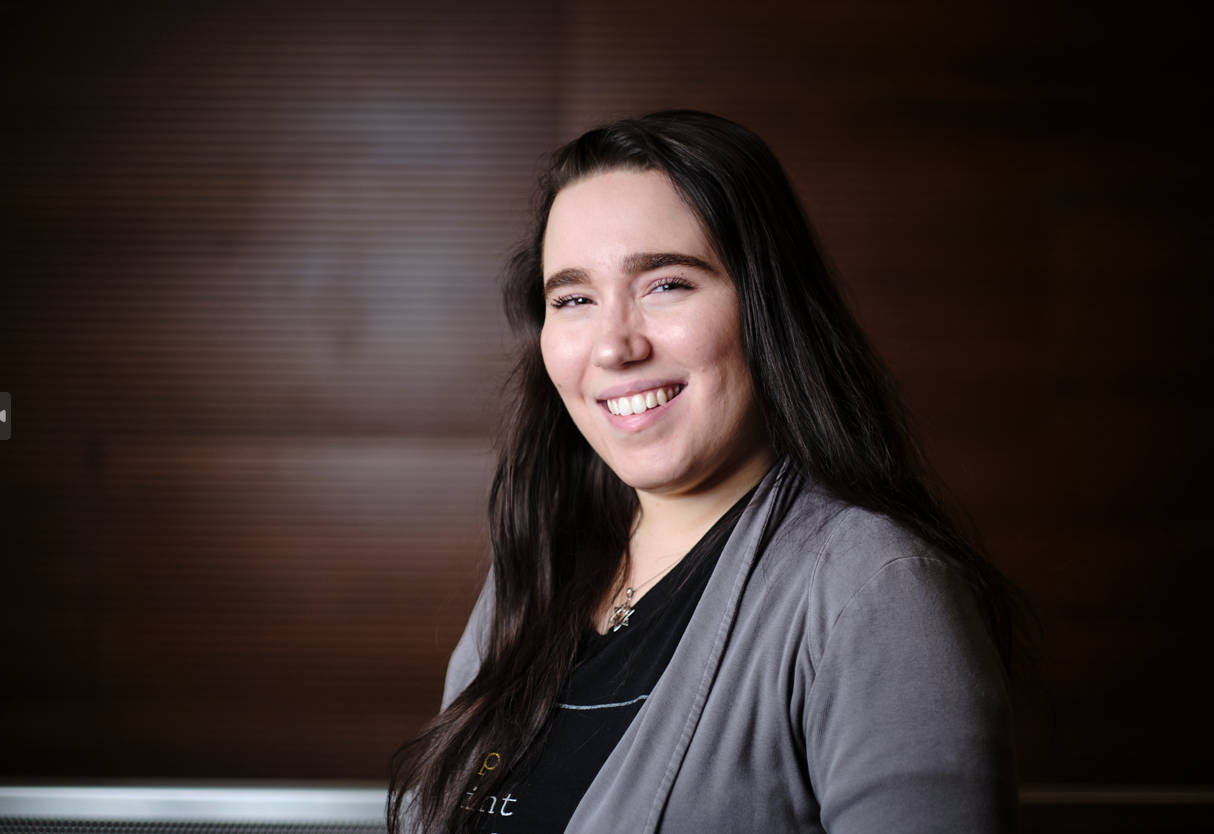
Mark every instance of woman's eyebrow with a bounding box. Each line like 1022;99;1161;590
542;253;716;299
542;268;589;299
623;252;717;275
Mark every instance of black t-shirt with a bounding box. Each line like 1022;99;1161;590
470;497;747;834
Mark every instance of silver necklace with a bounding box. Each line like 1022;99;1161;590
608;587;637;632
606;560;678;633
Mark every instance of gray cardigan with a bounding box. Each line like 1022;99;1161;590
442;460;1018;833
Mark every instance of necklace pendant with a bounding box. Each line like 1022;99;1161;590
609;587;635;632
610;602;634;632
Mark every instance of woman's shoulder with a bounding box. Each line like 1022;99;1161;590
441;564;495;710
762;477;943;587
752;477;978;653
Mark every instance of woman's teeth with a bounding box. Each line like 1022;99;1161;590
606;385;683;416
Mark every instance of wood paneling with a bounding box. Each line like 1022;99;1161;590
2;0;559;779
3;439;493;777
2;0;1209;783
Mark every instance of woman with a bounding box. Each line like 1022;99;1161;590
391;111;1020;833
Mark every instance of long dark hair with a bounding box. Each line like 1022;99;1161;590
390;110;1024;833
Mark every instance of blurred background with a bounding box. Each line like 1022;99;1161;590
2;0;1209;786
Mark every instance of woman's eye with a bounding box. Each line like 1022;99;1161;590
550;294;591;309
651;278;693;294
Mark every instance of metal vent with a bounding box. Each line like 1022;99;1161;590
0;822;383;834
0;787;387;834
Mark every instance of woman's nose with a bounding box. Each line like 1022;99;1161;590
592;304;650;369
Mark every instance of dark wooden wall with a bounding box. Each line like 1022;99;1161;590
2;0;1209;783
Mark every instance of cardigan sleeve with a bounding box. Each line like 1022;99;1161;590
441;568;495;710
802;553;1019;833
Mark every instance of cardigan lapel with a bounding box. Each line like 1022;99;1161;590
565;459;798;833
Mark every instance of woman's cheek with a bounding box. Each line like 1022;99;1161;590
539;326;560;378
540;328;579;395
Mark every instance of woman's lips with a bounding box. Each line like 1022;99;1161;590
603;384;684;416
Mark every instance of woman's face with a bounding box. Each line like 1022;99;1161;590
540;169;772;497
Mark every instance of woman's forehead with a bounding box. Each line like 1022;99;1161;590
542;169;717;279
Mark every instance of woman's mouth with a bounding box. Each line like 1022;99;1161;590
603;384;684;416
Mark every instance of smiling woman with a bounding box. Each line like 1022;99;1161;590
541;170;772;547
390;111;1023;834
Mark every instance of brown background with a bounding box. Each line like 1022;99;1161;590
2;0;1209;784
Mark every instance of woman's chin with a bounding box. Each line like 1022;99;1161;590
604;457;681;493
605;454;715;496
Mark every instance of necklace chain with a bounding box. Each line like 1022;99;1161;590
606;559;678;633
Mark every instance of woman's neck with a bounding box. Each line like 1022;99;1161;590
594;447;776;634
627;451;775;592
